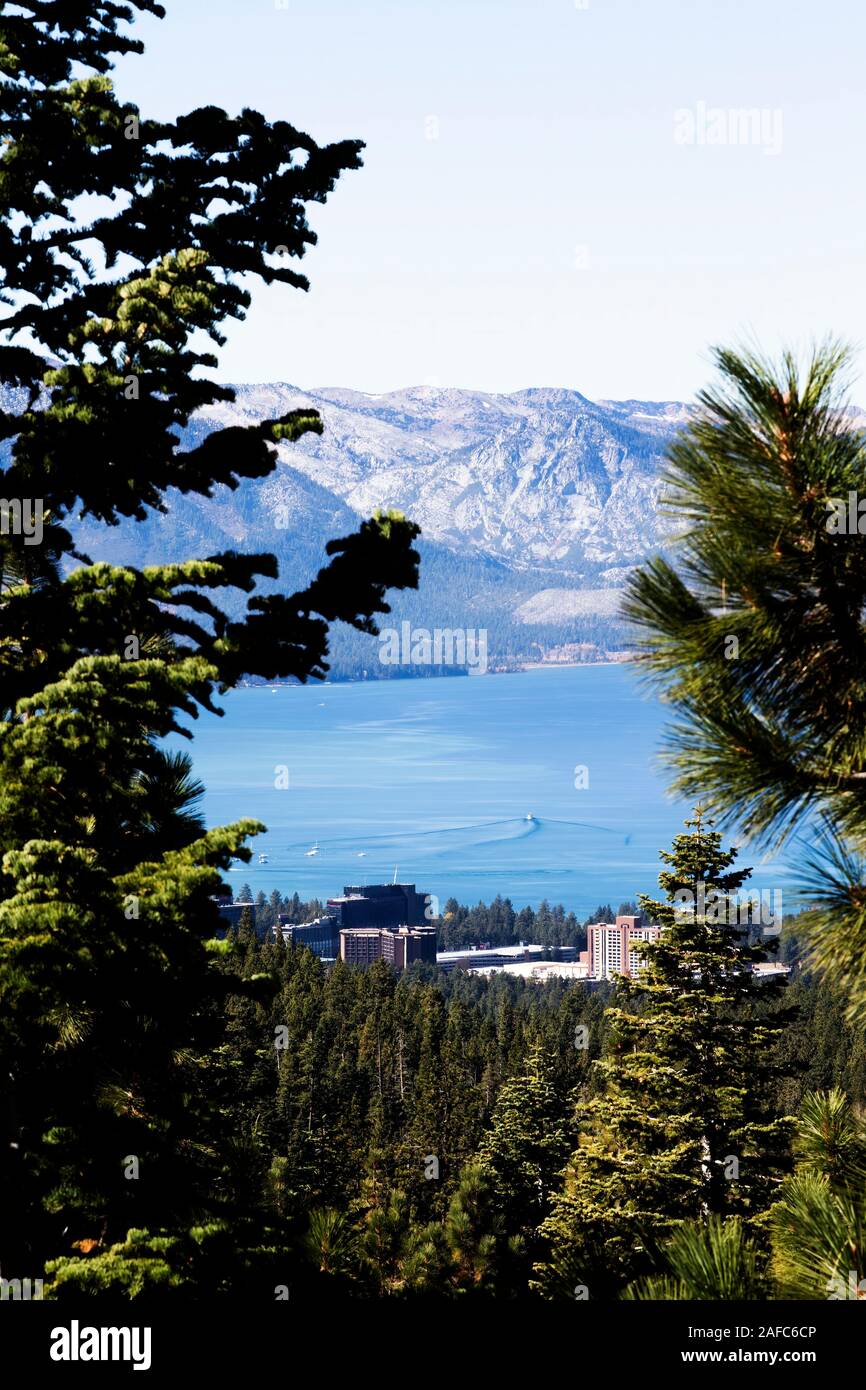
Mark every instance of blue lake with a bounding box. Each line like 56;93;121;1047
172;664;796;916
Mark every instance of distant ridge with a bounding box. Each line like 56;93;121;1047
0;380;717;675
178;380;688;574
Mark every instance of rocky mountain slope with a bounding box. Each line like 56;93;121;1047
4;381;699;674
192;382;687;580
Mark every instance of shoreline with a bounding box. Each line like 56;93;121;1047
243;656;638;690
517;657;636;672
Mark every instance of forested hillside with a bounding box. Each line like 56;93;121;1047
42;905;866;1299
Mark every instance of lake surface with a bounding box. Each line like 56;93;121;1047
171;664;795;916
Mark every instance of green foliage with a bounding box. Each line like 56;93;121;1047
44;1219;299;1301
2;12;862;1303
45;1229;189;1301
438;894;585;951
770;1090;866;1299
532;812;794;1298
0;0;419;1291
623;341;866;1023
303;1208;358;1281
442;1163;523;1296
476;1042;571;1244
26;906;861;1301
623;1216;767;1301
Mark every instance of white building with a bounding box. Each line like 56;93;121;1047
436;943;547;973
467;960;589;982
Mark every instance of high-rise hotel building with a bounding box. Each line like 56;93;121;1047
586;915;661;980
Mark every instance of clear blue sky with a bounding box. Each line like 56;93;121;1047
113;0;866;401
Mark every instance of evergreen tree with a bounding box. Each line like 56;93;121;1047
623;341;866;1024
770;1089;866;1299
587;903;615;924
622;1215;767;1301
0;0;419;1292
476;1041;570;1251
237;904;256;943
302;1207;358;1284
533;811;792;1299
516;905;535;940
441;1163;522;1296
356;1184;444;1296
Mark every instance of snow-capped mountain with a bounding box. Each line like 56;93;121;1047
64;381;696;673
193;382;686;577
5;379;698;673
12;378;866;672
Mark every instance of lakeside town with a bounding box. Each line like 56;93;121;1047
216;877;793;984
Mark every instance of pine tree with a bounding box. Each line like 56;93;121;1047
623;341;866;1024
770;1089;866;1299
0;0;419;1293
532;812;792;1299
476;1041;570;1250
356;1184;444;1296
622;1215;768;1301
237;904;256;944
617;900;642;921
302;1207;358;1284
441;1163;523;1296
587;903;615;924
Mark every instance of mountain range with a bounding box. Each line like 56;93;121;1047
18;382;700;676
187;381;688;579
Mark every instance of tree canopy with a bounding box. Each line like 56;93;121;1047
624;342;866;1023
0;0;418;1286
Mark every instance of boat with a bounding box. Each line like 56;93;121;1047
525;812;535;821
305;842;319;857
357;851;367;858
258;853;269;864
